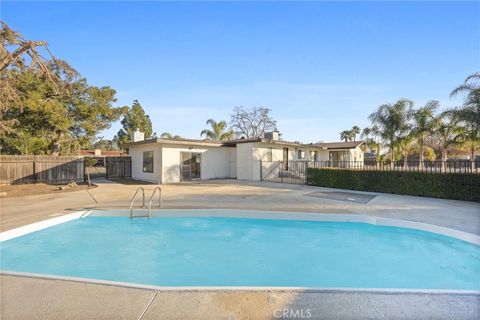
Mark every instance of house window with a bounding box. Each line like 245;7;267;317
310;150;318;161
297;150;305;160
143;151;154;173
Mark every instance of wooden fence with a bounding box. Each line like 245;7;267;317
0;155;84;184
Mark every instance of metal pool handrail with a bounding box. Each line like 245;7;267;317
147;186;162;218
130;187;145;218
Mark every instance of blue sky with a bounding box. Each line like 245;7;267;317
2;1;479;142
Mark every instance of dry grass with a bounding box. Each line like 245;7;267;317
0;182;94;198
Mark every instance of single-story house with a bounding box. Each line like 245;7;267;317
124;131;364;184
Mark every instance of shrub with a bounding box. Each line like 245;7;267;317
306;168;480;202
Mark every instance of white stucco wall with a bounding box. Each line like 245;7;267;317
238;143;337;181
228;148;237;178
327;146;364;162
161;145;235;184
129;144;162;184
236;143;254;180
129;141;363;183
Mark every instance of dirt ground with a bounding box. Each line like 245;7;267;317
0;182;95;198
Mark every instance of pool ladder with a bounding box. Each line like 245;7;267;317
130;186;162;218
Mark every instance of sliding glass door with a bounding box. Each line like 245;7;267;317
181;152;201;181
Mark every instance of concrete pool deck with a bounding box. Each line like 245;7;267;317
1;180;479;319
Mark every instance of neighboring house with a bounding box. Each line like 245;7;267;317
79;149;127;166
125;131;364;184
78;149;127;157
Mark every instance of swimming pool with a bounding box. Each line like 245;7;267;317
1;210;479;290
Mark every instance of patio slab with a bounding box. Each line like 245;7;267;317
1;180;479;319
304;190;377;204
1;180;479;234
1;275;479;320
0;274;154;320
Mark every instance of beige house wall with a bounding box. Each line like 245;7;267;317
129;143;162;184
161;146;235;183
129;141;363;183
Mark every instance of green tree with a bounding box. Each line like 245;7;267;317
114;100;153;145
450;72;480;133
339;130;351;142
0;21;78;135
368;99;413;165
0;69;125;155
2;130;51;155
160;132;182;140
350;126;361;141
450;73;480;166
435;112;464;162
361;126;382;161
411;100;438;165
200;119;233;141
395;134;415;167
93;138;119;151
462;130;480;163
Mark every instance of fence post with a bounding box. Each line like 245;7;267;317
83;158;86;182
33;160;36;183
281;162;284;183
260;160;262;181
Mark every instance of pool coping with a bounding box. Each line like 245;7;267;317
1;208;479;294
2;271;479;295
3;208;477;245
0;210;90;242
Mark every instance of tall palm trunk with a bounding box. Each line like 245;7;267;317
418;137;424;169
389;137;395;168
471;147;476;171
390;148;395;168
442;147;448;172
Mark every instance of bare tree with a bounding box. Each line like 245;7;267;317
230;106;277;138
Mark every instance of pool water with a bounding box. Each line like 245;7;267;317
1;214;479;289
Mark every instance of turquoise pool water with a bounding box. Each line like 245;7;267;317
1;214;479;289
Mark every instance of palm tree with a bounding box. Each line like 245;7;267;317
395;134;415;169
200;119;233;141
411;100;438;166
160;132;182;140
361;126;382;161
450;73;480;168
361;127;371;140
450;72;480;133
368;139;382;162
462;130;480;165
350;126;361;141
435;112;464;163
368;99;413;165
339;130;351;142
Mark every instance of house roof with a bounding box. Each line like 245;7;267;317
78;150;127;156
124;137;364;150
309;141;364;149
123;137;226;148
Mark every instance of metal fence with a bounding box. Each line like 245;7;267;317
106;157;131;180
261;160;480;184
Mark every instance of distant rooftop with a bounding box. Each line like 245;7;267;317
78;150;127;157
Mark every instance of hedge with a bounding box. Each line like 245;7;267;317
306;168;480;202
